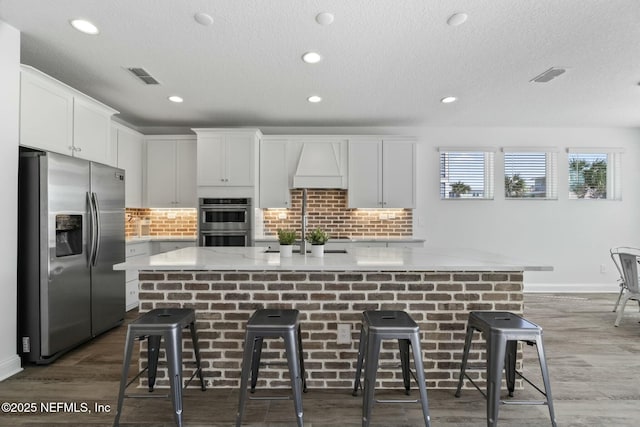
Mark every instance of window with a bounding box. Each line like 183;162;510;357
439;149;495;199
568;150;621;200
503;151;557;199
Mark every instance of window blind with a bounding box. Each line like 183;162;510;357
568;152;621;200
439;151;494;199
504;152;557;199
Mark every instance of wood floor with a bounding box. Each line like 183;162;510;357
0;293;638;426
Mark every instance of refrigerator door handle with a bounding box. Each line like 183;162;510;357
90;192;101;266
87;191;96;267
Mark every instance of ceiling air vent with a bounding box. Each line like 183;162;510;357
127;67;160;85
530;67;567;83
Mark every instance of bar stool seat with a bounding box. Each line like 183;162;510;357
113;308;206;427
455;311;557;427
352;310;431;427
236;309;306;427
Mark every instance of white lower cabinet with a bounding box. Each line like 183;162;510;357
125;241;150;311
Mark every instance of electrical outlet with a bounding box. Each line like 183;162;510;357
600;264;607;274
278;212;287;219
379;213;388;220
166;211;177;219
388;212;396;219
337;323;351;344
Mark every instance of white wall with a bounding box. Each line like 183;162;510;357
412;127;640;292
0;20;22;380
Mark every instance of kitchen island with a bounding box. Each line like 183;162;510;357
114;246;550;390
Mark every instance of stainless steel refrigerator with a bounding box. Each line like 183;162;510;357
17;150;125;364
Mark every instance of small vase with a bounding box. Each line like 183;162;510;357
280;244;293;257
311;244;324;257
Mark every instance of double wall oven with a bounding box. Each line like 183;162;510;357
198;198;253;247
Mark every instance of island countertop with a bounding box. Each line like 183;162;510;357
113;246;551;272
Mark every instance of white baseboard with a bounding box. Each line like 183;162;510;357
0;354;22;382
525;283;617;293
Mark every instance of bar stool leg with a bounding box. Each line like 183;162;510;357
113;327;135;427
236;331;255;427
297;325;307;392
284;329;304;427
362;333;381;427
250;337;264;392
455;325;475;397
505;340;518;397
147;335;161;392
165;329;184;427
189;321;206;391
535;336;558;427
487;333;507;427
352;324;367;396
409;334;432;427
398;338;411;395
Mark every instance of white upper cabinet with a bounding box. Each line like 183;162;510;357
348;139;383;208
259;139;290;208
114;124;144;207
19;67;73;155
19;65;118;165
348;137;416;208
145;137;197;208
193;129;261;187
382;139;416;208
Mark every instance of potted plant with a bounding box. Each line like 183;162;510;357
277;229;297;257
306;227;329;257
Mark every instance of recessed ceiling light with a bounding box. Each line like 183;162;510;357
302;52;322;64
447;13;468;26
194;12;213;26
441;96;457;104
168;96;184;103
315;12;334;26
307;95;322;103
70;19;99;35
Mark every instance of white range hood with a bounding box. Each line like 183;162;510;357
292;141;347;189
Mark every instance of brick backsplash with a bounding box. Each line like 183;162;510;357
137;270;524;390
263;189;412;238
126;208;197;238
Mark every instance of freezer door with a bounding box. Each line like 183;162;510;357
90;163;125;336
44;153;92;356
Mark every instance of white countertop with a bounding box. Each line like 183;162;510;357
126;236;197;243
254;237;426;243
113;246;552;272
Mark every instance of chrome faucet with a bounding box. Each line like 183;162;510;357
299;188;307;255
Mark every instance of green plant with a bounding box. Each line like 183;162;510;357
450;181;471;197
277;229;297;245
306;227;329;245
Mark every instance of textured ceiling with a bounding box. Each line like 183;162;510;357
1;0;640;131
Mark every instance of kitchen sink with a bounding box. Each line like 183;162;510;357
263;248;348;254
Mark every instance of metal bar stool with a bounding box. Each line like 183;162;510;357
455;311;557;427
236;308;307;427
352;310;431;427
113;308;206;427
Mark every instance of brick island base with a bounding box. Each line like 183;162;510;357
137;269;523;390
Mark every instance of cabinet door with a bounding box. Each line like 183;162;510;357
196;135;226;185
146;140;177;207
348;139;383;208
176;140;197;207
19;70;74;155
73;97;114;165
260;140;290;207
116;127;144;207
382;140;415;208
226;135;255;186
